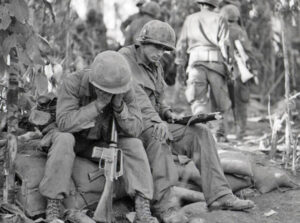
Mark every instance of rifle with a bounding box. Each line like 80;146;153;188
174;112;222;125
92;117;123;223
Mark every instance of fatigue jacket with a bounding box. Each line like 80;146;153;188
121;12;143;32
119;45;170;130
124;14;154;46
56;69;143;140
176;9;231;75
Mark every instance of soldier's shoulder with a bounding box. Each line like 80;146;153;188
119;45;135;58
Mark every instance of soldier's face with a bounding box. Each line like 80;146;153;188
141;44;165;64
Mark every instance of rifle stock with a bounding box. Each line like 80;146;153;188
92;117;123;223
174;112;222;125
93;176;113;222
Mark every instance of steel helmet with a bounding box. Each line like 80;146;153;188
136;20;176;51
195;0;219;7
89;51;132;94
222;0;241;8
136;0;146;7
141;1;161;18
220;4;240;22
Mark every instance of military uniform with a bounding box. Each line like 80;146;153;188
176;4;232;138
39;69;154;201
221;4;254;137
120;44;232;207
124;1;161;46
124;14;156;46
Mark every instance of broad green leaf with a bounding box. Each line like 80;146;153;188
0;6;12;30
2;34;17;58
16;46;32;66
7;0;29;24
26;35;44;65
0;31;8;56
9;21;32;41
34;71;48;96
0;57;7;79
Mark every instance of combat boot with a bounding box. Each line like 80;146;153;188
134;194;159;223
46;198;62;222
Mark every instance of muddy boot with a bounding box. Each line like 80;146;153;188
158;206;188;223
46;199;62;222
134;195;159;223
209;194;255;211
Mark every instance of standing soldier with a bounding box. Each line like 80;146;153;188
120;0;146;35
220;4;256;139
120;20;255;222
124;1;161;46
39;51;158;223
176;0;232;142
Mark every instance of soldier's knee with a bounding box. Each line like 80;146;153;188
52;132;75;153
53;132;75;144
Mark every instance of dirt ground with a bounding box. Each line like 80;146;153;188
165;84;300;223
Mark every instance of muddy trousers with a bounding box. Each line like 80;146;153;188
185;65;231;136
140;127;179;213
39;132;154;200
168;123;232;205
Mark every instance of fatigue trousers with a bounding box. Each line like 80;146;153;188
39;131;154;200
185;65;231;136
140;128;179;212
168;123;232;205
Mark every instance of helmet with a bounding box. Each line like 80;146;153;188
136;20;176;51
136;0;146;7
222;0;241;8
195;0;219;7
89;51;132;94
141;1;161;18
220;4;240;22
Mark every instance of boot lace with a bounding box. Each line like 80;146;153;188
46;199;61;221
135;196;157;223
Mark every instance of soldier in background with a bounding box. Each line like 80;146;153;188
220;4;257;139
124;1;161;46
176;0;232;142
120;0;146;36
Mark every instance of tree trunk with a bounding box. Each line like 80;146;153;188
280;15;291;168
3;56;18;204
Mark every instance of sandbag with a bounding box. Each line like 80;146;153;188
72;157;127;198
15;152;47;189
72;157;105;193
218;150;253;177
225;174;252;192
252;165;298;194
176;161;201;187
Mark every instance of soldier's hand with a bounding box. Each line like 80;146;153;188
95;88;113;112
112;94;124;112
152;122;171;142
165;110;183;123
177;65;187;86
